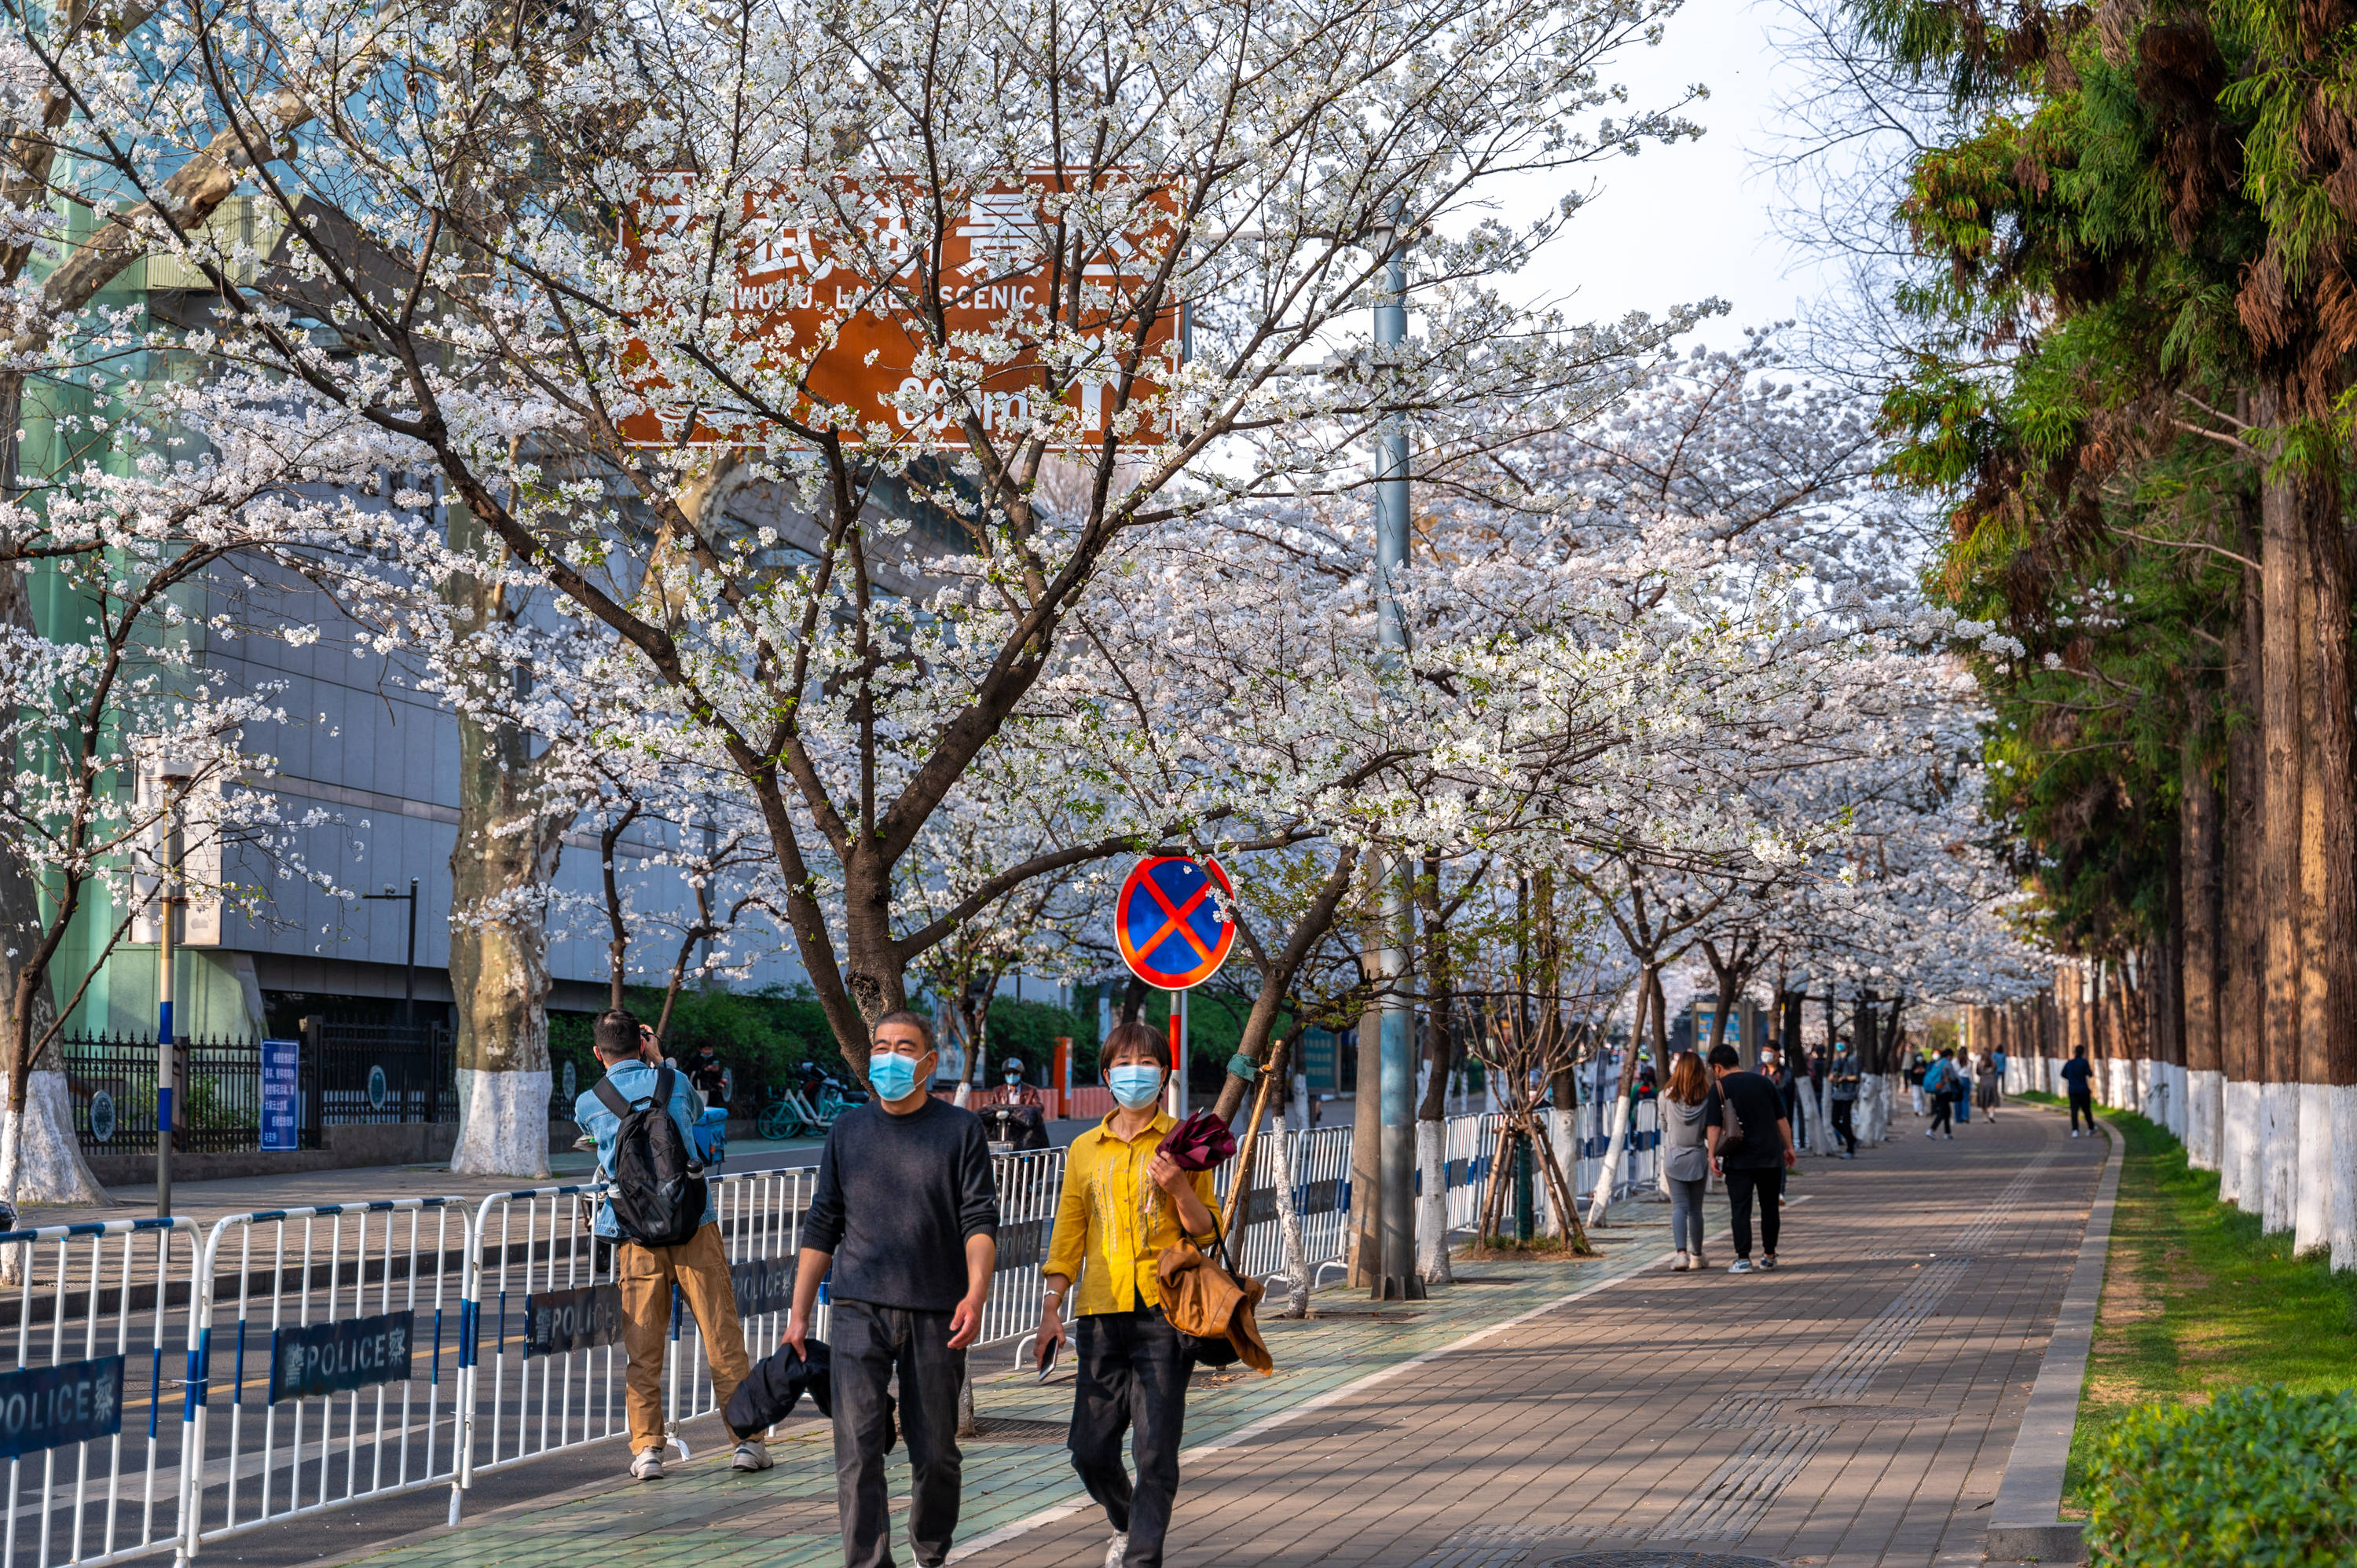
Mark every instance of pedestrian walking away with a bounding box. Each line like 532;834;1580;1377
1923;1047;1959;1139
2060;1046;2097;1135
787;1011;1000;1568
1037;1021;1219;1568
1703;1044;1796;1272
574;1009;761;1481
1659;1052;1713;1273
1974;1050;2000;1120
1827;1047;1860;1158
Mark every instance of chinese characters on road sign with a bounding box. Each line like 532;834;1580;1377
621;175;1181;450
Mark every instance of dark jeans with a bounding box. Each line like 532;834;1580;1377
1829;1099;1857;1155
2069;1087;2095;1131
1725;1166;1782;1259
830;1299;966;1568
1069;1308;1191;1568
1930;1094;1954;1135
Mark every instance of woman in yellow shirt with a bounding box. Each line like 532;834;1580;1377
1039;1022;1217;1568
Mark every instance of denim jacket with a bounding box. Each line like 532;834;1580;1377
574;1061;713;1238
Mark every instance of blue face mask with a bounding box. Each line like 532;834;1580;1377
1108;1063;1164;1110
868;1052;921;1101
1004;1072;1023;1086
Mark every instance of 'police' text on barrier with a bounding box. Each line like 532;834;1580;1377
524;1283;625;1357
269;1310;415;1403
728;1257;795;1319
0;1355;125;1460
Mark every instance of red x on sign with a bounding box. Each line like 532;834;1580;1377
1114;856;1235;990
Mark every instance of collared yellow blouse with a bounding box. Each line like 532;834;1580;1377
1043;1108;1219;1316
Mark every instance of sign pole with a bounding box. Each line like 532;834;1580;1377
1372;205;1424;1301
1166;988;1186;1117
154;768;189;1221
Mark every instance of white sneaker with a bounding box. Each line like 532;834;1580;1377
1692;1251;1709;1270
1727;1258;1754;1274
1104;1532;1130;1568
1671;1251;1691;1272
731;1438;773;1471
631;1446;665;1480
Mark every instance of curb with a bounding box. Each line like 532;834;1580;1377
1985;1110;2123;1564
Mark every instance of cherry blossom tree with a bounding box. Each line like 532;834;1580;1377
0;376;409;1207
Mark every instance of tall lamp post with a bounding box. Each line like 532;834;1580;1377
153;764;192;1220
1372;206;1424;1302
361;879;421;1029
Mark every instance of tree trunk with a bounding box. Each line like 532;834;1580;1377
2297;481;2354;1258
2223;551;2266;1210
445;511;572;1178
2259;395;2304;1234
1269;1121;1310;1317
2182;709;2225;1170
0;567;108;1210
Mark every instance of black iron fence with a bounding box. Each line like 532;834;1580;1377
61;1020;455;1156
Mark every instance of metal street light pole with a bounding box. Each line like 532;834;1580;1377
154;768;191;1220
1373;205;1424;1302
363;880;421;1029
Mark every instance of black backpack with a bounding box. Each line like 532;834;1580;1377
593;1066;706;1247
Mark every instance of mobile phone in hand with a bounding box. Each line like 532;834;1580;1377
1035;1334;1060;1383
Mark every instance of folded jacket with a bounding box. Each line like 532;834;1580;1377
724;1338;832;1438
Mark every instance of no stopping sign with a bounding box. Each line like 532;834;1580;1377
1114;856;1236;989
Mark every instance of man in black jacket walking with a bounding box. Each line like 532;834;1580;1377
1705;1044;1798;1273
787;1013;999;1568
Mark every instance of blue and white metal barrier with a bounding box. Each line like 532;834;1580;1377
0;1215;203;1568
178;1200;469;1559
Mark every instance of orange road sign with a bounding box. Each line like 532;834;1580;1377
620;174;1182;449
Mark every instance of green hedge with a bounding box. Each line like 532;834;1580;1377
2087;1386;2357;1566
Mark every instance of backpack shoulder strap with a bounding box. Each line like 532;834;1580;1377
654;1064;675;1108
593;1076;637;1119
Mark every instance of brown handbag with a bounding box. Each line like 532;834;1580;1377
1156;1219;1274;1376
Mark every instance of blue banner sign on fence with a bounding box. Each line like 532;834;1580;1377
0;1355;126;1460
728;1257;795;1320
259;1037;300;1151
524;1284;625;1357
269;1310;414;1402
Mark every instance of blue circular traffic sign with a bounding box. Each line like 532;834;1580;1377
1115;856;1236;990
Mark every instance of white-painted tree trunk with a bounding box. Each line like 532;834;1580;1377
0;1069;108;1208
2224;1078;2259;1209
1585;1090;1632;1227
453;1069;553;1179
2329;1084;2357;1273
1268;1124;1310;1316
2260;1081;2297;1233
2187;1068;2223;1171
1548;1103;1574;1212
2293;1082;2332;1255
1857;1074;1886;1144
1415;1117;1452;1280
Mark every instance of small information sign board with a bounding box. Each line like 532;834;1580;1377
260;1037;299;1151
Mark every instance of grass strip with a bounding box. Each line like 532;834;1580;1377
2040;1099;2357;1516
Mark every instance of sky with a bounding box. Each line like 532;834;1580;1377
1494;0;1848;346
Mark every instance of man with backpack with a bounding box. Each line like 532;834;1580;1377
576;1009;765;1480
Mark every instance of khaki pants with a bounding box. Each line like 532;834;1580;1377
618;1223;750;1452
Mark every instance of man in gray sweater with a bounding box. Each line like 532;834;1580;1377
787;1011;998;1568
